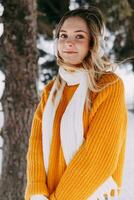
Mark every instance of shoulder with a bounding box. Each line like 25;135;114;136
89;72;126;118
91;72;125;108
35;78;56;117
41;77;56;98
97;72;125;96
44;78;55;91
99;71;123;85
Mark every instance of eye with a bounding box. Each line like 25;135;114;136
76;34;85;39
59;33;68;39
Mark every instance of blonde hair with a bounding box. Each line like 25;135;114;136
53;6;120;111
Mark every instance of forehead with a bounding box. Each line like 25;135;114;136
60;17;89;31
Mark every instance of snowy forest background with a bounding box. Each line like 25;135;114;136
0;0;134;200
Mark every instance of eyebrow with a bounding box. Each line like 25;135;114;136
60;29;88;34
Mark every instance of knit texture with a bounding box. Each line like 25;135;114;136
25;72;128;200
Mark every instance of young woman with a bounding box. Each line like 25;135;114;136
25;6;128;200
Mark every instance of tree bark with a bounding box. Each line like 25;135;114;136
0;0;38;199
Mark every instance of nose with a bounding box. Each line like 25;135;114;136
65;38;74;47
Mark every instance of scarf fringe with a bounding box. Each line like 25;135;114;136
87;176;120;200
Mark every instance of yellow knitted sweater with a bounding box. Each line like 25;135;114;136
25;72;128;200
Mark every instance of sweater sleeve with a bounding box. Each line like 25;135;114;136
49;77;128;200
24;87;49;200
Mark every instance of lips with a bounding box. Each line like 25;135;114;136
63;51;77;54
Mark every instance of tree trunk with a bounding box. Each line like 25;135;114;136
0;1;38;199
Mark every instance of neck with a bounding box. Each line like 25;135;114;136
59;66;89;86
59;63;84;73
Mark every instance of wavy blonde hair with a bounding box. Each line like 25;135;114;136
53;6;119;111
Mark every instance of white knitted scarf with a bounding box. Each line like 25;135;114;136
39;66;119;200
42;66;89;173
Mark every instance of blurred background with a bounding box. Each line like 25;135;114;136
0;0;134;199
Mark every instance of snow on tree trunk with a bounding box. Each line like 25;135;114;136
0;0;38;199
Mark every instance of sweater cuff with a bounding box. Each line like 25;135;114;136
49;193;56;200
31;195;48;200
25;182;49;200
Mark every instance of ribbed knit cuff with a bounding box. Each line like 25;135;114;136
31;195;48;200
25;182;49;200
49;193;56;200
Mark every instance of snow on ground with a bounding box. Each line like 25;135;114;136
120;111;134;200
0;66;134;199
116;64;134;110
0;3;4;38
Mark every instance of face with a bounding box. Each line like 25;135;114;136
57;17;90;65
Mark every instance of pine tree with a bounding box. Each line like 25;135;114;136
0;0;38;199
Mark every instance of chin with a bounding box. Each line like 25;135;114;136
63;59;82;66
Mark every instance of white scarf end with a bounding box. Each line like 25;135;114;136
87;176;120;200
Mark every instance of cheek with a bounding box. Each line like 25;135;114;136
84;40;89;50
84;43;89;54
78;41;89;54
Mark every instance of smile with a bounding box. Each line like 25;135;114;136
63;51;78;54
